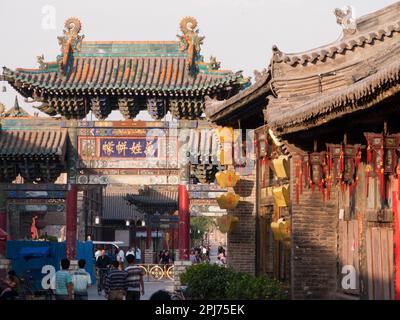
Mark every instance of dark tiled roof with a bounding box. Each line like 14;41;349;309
0;129;67;159
126;188;178;214
103;190;144;221
3;41;243;95
205;69;270;125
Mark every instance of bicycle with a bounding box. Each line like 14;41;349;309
18;270;54;300
96;268;109;295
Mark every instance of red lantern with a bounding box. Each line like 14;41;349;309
327;144;360;186
309;152;326;193
364;132;400;202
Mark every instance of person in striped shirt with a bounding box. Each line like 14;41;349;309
104;260;128;300
125;254;144;300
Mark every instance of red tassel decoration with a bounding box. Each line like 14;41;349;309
367;142;372;165
366;165;371;198
339;144;345;186
295;159;300;205
299;164;303;195
305;158;310;190
397;164;400;201
379;136;385;202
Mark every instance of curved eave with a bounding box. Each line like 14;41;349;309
3;67;243;97
271;2;400;67
267;59;400;136
205;71;270;125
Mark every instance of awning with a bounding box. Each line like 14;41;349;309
0;129;68;160
0;228;8;241
19;246;51;258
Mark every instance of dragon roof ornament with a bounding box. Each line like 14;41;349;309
334;5;357;35
177;17;204;76
57;17;85;74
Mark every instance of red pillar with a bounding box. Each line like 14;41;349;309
178;183;190;260
392;178;400;300
66;184;77;260
0;186;7;256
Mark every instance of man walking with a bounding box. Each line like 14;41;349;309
125;254;145;300
95;248;111;294
55;258;73;300
72;259;92;300
104;261;127;300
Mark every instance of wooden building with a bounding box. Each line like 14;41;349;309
206;2;400;300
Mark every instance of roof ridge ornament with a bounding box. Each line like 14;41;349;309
208;56;221;70
177;17;204;76
37;54;48;70
334;5;357;36
57;17;85;74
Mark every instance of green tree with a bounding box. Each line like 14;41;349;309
190;216;215;247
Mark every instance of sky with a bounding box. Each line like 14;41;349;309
0;0;397;119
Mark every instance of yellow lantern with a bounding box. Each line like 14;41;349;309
216;215;239;233
271;218;291;241
216;192;240;210
271;220;284;241
273;185;290;207
279;218;291;241
217;127;234;165
272;156;290;179
215;170;240;188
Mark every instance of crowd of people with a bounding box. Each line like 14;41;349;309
189;245;226;265
94;247;145;300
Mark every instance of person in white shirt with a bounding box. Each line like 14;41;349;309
135;247;142;264
94;249;102;261
126;246;135;258
116;248;125;269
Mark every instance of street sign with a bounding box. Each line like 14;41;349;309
145;215;179;223
145;214;179;229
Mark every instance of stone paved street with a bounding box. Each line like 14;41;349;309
88;280;174;300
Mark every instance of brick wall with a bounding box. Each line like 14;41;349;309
227;168;256;275
290;155;338;299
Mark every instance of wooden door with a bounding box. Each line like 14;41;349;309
365;227;394;300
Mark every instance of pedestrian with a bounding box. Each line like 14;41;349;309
126;245;135;258
189;250;197;264
104;260;128;300
95;249;112;293
159;250;172;265
158;250;164;262
116;247;125;269
125;254;145;300
135;246;142;264
94;248;102;261
55;258;73;300
96;249;112;269
72;259;92;300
